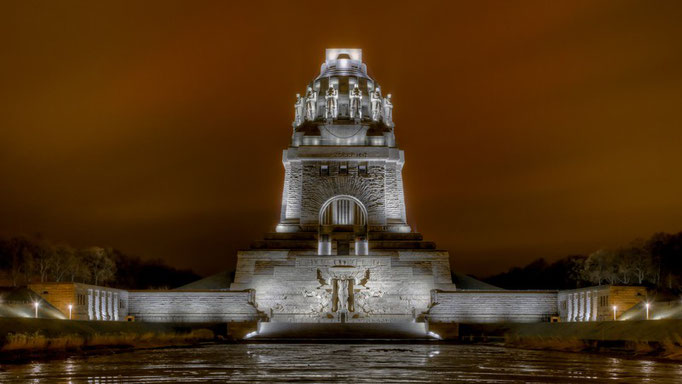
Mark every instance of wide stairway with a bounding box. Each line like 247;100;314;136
248;322;438;341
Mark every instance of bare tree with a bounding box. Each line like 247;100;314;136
83;246;116;285
628;239;653;285
583;249;609;285
616;248;635;284
20;240;35;285
49;244;75;282
30;238;55;282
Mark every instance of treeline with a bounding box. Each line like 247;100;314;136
0;234;200;289
484;231;682;292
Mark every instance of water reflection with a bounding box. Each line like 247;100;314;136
1;344;681;383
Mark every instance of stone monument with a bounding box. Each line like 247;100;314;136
230;49;457;324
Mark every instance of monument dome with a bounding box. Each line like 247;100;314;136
292;48;394;148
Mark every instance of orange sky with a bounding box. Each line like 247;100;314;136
1;0;682;276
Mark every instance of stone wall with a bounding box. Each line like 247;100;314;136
283;161;302;222
127;290;259;323
428;290;558;323
278;147;408;232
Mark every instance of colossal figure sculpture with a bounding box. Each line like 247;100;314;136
294;94;304;127
305;87;317;121
383;93;393;126
325;85;338;121
349;83;362;121
370;87;382;121
337;279;349;312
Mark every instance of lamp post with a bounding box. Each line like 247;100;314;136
612;305;617;321
68;304;73;320
34;302;39;318
645;302;650;320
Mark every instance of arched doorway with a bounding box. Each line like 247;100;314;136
318;195;368;256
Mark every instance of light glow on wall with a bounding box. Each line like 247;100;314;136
427;331;442;340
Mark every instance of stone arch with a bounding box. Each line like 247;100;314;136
317;195;370;256
303;170;385;227
318;195;368;227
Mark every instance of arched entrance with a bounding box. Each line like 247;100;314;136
318;195;369;256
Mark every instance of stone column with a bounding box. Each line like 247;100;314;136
107;291;113;321
567;294;573;322
318;235;331;255
113;292;119;321
355;236;368;256
583;291;592;321
101;290;107;320
88;289;94;320
591;292;596;321
94;290;101;320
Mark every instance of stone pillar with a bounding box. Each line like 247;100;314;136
583;291;592;321
87;289;94;320
107;291;113;321
113;292;119;321
101;290;107;321
572;294;579;322
318;235;331;255
101;290;107;320
592;290;598;321
567;294;573;322
94;290;101;320
355;236;368;256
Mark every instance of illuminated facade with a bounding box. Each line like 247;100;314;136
22;50;651;328
230;49;457;323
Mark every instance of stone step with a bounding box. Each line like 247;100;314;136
369;232;424;241
250;239;437;250
250;240;317;249
262;231;426;241
263;232;317;240
251;322;434;340
370;241;437;250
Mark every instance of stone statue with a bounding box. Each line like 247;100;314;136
294;94;304;127
383;93;393;126
337;279;349;312
325;85;338;120
349;83;362;121
370;86;382;121
305;87;317;121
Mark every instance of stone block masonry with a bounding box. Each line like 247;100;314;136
127;290;260;323
428;290;558;323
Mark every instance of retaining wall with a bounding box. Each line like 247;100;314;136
127;290;259;323
428;290;558;323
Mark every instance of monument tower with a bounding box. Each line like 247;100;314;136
230;49;456;323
